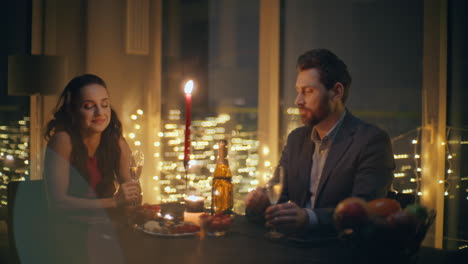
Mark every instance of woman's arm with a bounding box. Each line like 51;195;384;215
44;132;137;210
116;137;142;202
117;137;133;183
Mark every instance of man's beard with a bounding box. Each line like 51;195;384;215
301;94;331;126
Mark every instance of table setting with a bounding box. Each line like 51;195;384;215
76;79;434;264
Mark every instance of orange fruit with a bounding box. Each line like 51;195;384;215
368;198;401;218
334;197;370;230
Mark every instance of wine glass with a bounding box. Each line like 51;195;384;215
130;150;144;180
264;165;284;239
130;150;144;206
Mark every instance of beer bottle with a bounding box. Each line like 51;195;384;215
211;140;233;214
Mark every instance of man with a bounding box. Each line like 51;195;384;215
246;49;394;234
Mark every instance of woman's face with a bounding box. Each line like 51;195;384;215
77;84;111;135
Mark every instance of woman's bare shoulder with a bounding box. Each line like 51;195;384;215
48;131;72;155
118;137;130;151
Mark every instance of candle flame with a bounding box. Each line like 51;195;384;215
164;214;174;220
184;80;194;94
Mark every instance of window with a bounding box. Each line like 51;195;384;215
154;0;260;212
279;0;423;195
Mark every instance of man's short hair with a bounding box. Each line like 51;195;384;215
297;49;352;103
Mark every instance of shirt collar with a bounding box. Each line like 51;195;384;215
311;110;346;145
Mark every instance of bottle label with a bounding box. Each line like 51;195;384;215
213;177;232;182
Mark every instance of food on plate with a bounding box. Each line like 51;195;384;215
142;218;199;235
142;203;161;212
171;223;200;234
144;220;165;233
199;212;233;233
133;204;162;225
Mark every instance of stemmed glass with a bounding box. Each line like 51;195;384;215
264;165;284;239
130;150;144;206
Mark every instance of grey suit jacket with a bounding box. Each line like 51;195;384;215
278;111;395;230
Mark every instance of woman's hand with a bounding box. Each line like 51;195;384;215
114;181;142;207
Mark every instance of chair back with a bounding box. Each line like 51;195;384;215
7;180;51;264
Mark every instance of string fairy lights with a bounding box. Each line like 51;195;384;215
440;127;467;200
412;128;422;198
390;127;422;199
389;125;468;210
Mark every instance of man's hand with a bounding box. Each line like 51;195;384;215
245;187;270;215
265;202;308;232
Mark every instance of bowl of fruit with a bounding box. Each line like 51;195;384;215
334;197;435;264
199;213;233;237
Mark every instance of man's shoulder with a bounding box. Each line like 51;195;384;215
349;114;390;141
287;125;312;140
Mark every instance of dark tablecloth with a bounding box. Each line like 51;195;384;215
85;214;466;264
21;212;463;264
80;216;345;264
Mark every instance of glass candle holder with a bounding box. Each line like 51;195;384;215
184;195;205;226
184;195;205;213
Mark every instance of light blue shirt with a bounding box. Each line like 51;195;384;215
305;111;346;226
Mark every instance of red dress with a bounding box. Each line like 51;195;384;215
85;157;102;197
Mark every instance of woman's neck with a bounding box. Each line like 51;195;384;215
81;132;102;158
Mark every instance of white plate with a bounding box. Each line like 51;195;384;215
137;225;199;237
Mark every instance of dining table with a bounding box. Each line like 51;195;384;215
79;213;347;264
47;208;453;264
10;182;461;264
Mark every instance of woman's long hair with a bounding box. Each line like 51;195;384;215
45;74;122;198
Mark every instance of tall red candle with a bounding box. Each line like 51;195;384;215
183;80;194;167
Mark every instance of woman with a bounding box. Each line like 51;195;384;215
42;74;139;263
44;73;140;211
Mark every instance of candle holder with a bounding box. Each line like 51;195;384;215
183;195;205;226
184;195;205;212
160;202;185;222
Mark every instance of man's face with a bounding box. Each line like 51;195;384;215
295;68;332;126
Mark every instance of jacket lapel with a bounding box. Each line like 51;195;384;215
315;112;358;201
295;126;314;206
